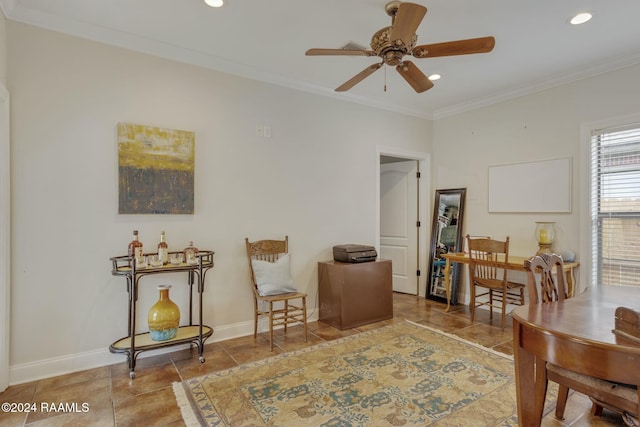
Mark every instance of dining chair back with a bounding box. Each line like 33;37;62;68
524;252;566;304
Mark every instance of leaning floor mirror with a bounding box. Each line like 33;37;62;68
426;188;466;304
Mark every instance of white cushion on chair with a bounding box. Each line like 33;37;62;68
252;254;297;296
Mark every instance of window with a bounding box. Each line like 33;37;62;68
590;124;640;287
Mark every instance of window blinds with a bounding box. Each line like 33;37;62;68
591;124;640;287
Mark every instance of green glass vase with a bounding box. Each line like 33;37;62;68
148;285;180;341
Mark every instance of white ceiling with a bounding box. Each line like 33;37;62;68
2;0;640;119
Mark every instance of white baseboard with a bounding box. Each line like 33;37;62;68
10;348;123;385
9;311;319;386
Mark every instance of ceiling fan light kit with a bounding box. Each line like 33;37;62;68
306;1;495;93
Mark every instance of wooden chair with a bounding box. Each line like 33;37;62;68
524;252;567;304
466;235;525;330
245;236;308;351
524;253;639;423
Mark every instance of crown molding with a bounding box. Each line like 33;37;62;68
4;1;640;122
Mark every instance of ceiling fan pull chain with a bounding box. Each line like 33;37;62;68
384;65;387;92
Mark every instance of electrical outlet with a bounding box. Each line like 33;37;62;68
256;125;263;137
264;126;271;138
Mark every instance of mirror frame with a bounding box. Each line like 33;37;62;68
426;188;466;304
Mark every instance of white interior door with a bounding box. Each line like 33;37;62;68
380;160;418;294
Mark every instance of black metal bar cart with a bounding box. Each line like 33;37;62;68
109;251;214;379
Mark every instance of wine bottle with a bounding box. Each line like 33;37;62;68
128;230;143;258
158;231;169;265
183;241;199;265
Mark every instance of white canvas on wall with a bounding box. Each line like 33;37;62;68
488;158;572;213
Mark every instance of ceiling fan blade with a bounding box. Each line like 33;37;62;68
335;63;383;92
306;48;376;57
412;36;495;58
396;60;434;93
389;2;427;47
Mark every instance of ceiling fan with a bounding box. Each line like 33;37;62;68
305;1;495;93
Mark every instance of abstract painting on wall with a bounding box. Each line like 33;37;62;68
118;123;195;214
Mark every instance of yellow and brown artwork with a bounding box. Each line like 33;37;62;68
118;123;194;214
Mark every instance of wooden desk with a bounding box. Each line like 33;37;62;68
512;286;640;426
441;252;579;312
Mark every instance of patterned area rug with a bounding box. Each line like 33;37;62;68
174;320;556;426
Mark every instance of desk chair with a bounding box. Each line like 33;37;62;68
466;235;525;330
524;253;638;424
245;236;308;351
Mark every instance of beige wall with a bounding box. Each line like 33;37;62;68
6;22;431;383
433;63;640;302
6;17;640;384
0;10;6;85
0;4;7;393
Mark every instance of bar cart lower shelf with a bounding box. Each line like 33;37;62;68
109;251;215;379
110;326;213;378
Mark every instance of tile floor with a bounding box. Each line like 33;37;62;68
0;293;627;426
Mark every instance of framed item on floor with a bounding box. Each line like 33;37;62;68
426;188;466;304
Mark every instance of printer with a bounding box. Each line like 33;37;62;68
333;244;377;263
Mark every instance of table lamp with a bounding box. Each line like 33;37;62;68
535;221;555;255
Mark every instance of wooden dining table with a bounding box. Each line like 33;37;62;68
441;252;579;312
512;285;640;426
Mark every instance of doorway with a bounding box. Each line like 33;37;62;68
376;148;429;296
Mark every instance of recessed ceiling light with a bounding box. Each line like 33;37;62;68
570;12;592;25
428;74;441;81
204;0;224;7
